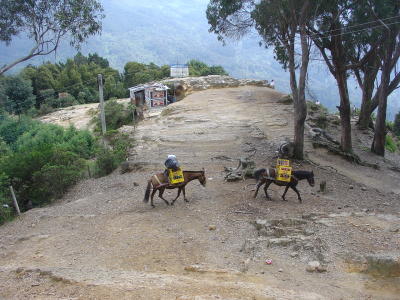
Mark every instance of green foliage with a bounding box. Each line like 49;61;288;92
0;75;35;115
0;0;104;74
394;111;400;137
17;53;126;110
0;115;96;210
94;131;132;177
31;149;85;202
385;134;397;153
0;115;39;146
123;61;170;88
92;100;135;131
0;172;12;225
188;59;228;76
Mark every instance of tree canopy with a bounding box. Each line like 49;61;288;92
0;0;104;75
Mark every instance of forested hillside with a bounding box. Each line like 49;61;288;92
0;0;399;118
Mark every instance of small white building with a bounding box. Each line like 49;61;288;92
170;64;189;78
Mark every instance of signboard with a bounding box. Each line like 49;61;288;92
276;159;292;182
152;90;165;99
168;168;184;184
151;99;165;107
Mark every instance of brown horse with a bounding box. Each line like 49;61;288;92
253;168;315;203
143;169;206;207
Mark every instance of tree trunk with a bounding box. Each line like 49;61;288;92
293;26;310;160
369;71;400;115
331;21;352;153
336;69;353;153
371;32;396;156
358;61;379;129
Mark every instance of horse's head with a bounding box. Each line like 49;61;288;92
198;168;206;187
307;171;315;187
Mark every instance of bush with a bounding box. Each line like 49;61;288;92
0;116;39;146
0;116;96;210
385;134;397;153
0;172;12;225
31;149;85;203
94;131;132;177
0;75;35;115
394;112;400;137
92;100;134;131
37;104;55;116
51;95;79;108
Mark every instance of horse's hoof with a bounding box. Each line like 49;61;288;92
151;205;155;208
184;199;189;203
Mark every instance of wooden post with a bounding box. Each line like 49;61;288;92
319;181;326;193
9;186;21;216
98;74;106;135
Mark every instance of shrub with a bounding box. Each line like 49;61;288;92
92;100;134;131
1;75;35;115
31;149;85;203
0;116;39;146
94;131;132;177
0;172;12;225
385;134;397;153
394;112;400;137
0;117;96;210
51;95;79;108
37;104;55;116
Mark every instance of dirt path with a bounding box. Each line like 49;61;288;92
1;86;399;299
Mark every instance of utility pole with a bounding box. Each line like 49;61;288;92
9;186;21;216
98;74;106;135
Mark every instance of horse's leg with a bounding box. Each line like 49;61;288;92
182;186;189;202
253;180;265;198
150;187;158;208
281;185;290;201
263;181;273;200
158;187;170;206
171;188;182;206
290;185;302;203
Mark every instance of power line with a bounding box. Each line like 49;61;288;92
310;15;400;36
308;20;400;39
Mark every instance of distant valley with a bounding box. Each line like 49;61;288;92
0;0;398;119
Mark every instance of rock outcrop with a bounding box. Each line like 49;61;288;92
161;75;272;99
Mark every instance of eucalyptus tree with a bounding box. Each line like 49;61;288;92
0;0;104;75
370;1;400;155
348;0;400;133
207;0;312;159
308;0;399;155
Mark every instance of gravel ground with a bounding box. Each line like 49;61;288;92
1;86;399;300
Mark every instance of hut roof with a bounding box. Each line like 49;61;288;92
128;82;169;93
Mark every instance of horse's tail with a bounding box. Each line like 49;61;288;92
253;168;266;182
143;180;152;203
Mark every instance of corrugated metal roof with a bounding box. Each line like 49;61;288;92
128;82;169;92
170;64;188;68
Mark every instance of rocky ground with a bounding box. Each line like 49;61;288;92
1;85;399;299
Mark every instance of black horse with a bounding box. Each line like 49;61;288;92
253;168;315;203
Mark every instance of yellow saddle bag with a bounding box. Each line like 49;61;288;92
168;168;184;184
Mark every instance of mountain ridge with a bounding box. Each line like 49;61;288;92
0;0;398;119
